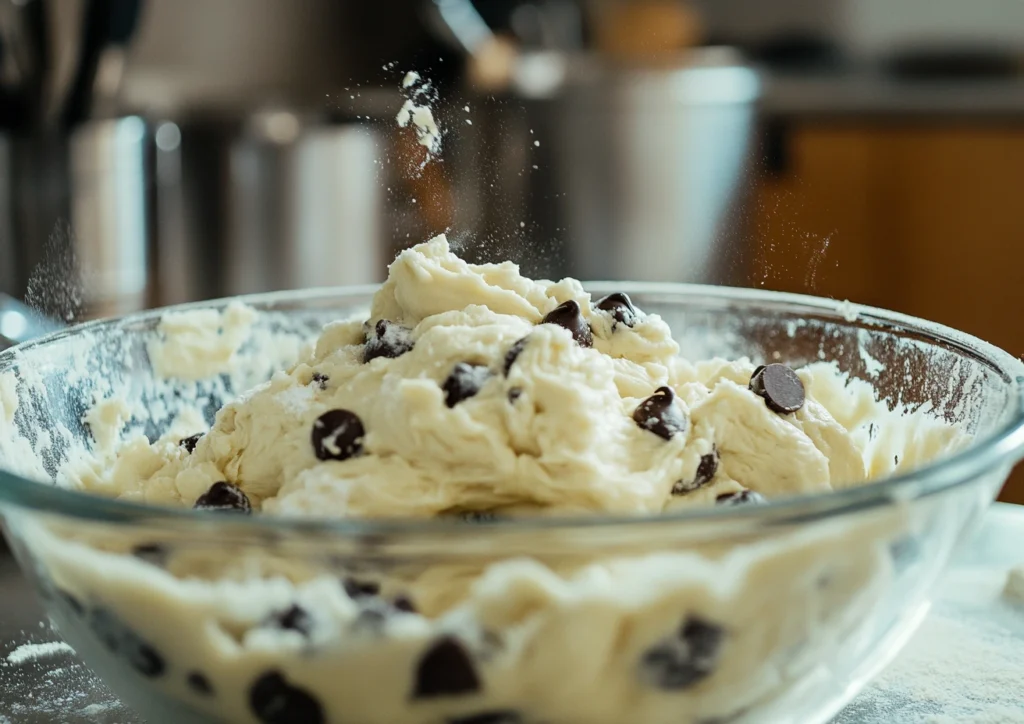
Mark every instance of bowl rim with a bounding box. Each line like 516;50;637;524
1;281;1023;537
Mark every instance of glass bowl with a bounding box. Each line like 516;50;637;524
1;284;1022;724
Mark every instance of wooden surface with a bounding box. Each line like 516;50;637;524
753;122;1024;503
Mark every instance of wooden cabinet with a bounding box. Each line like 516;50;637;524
753;122;1024;503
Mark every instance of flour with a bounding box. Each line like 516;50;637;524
4;641;74;665
396;70;442;162
0;635;132;723
834;568;1024;724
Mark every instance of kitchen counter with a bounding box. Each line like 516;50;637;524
1;505;1023;723
763;71;1024;118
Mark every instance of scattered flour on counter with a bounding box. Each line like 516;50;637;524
835;568;1024;724
5;641;75;665
78;703;115;716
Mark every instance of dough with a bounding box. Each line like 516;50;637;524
69;236;962;518
5;235;971;724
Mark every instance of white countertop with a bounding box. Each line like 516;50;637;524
1;504;1022;723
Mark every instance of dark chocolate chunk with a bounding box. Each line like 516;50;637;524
633;387;686;440
749;363;805;414
503;337;529;375
194;481;252;514
131;543;168;565
672;448;719;495
310;372;329;390
507;387;522;403
640;616;724;690
412;636;481;699
443;363;492;408
179;434;203;454
88;607;166;678
311;409;364;461
343;578;381;599
449;712;523;724
695;450;719;487
541;300;593;347
595;292;639;328
363;319;414;363
270;605;313;637
392;595;418;614
715;490;767;506
250;671;324;724
187;671;214;696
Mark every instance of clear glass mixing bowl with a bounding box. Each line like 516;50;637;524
1;284;1022;724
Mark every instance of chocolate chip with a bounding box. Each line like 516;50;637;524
343;578;381;599
715;490;767;506
749;363;805;414
392;595;417;613
695;450;719;486
443;363;492;408
595;292;639;328
672;448;719;495
507;387;522;403
412;636;481;699
363;319;414;363
194;481;252;514
179;434;203;454
250;671;324;724
541;300;593;347
633;387;686;440
311;409;364;461
503;337;529;375
449;712;523;724
640;616;724;690
310;372;329;390
131;543;168;565
88;607;166;678
187;671;214;696
270;605;313;636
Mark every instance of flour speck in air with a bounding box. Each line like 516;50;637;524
396;71;442;163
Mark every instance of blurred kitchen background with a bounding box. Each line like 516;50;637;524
0;0;1022;501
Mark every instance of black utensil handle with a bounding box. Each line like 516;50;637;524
59;0;143;130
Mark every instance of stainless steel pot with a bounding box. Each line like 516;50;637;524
459;47;761;284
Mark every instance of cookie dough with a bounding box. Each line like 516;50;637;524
3;235;972;724
69;235;961;520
